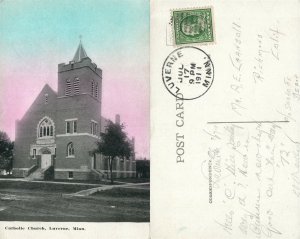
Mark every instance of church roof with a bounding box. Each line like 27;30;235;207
73;41;88;62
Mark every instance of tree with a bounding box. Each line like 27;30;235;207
93;121;133;184
0;131;14;174
136;158;150;178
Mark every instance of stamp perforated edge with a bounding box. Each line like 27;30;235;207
169;6;216;46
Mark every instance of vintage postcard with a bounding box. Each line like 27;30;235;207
0;0;300;238
151;0;300;239
0;0;149;238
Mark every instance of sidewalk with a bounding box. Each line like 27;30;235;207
0;178;150;188
0;178;103;187
63;182;150;197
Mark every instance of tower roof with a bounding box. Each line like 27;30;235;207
73;40;88;62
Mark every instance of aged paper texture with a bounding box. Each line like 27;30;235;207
151;0;300;238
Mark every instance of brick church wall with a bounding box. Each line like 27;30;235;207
13;43;136;181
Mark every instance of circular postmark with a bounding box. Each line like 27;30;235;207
162;46;214;100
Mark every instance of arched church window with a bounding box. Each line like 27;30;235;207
37;117;55;138
67;142;75;157
74;77;80;95
65;79;72;96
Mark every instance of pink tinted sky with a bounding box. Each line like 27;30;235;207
0;0;149;158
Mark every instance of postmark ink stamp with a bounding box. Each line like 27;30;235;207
162;46;214;100
172;8;214;45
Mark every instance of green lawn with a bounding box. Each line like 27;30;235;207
114;178;150;184
0;181;149;222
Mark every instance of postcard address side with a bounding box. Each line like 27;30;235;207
151;1;300;239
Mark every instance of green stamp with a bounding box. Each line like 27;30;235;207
173;8;214;45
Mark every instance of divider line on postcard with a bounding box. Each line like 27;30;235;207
207;120;289;124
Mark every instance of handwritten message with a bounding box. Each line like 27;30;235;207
202;21;299;238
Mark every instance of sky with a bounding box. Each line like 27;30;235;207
0;0;149;158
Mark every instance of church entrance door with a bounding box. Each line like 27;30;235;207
41;154;51;169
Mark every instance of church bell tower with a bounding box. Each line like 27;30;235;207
57;40;102;103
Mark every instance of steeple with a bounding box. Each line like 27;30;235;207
73;38;88;62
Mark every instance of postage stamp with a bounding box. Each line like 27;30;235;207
162;46;214;100
172;8;214;45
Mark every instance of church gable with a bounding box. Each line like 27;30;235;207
21;84;57;122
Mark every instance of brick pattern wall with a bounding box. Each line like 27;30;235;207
12;168;28;177
55;170;93;180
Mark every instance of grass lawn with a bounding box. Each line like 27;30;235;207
0;181;149;222
114;178;150;183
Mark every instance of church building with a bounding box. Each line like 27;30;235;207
12;41;136;180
